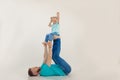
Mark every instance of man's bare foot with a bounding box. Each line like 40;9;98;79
47;41;52;48
42;42;47;47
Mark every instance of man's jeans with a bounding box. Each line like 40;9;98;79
52;38;71;75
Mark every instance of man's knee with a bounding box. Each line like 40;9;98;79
65;65;71;75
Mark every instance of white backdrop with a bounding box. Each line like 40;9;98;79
0;0;120;80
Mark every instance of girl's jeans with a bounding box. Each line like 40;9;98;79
45;32;60;42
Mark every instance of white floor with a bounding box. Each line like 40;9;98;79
29;69;119;80
1;68;120;80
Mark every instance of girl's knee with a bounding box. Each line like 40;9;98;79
46;34;49;37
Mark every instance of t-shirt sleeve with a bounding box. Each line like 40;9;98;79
40;64;55;76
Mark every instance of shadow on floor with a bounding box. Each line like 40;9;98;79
27;76;70;80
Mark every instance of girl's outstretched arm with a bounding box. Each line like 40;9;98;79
57;12;60;23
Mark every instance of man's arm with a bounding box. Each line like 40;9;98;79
42;42;48;63
56;12;60;23
45;42;52;66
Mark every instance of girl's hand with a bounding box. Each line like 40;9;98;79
57;12;59;15
56;12;60;23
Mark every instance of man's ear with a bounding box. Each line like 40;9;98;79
36;71;39;74
34;72;39;76
36;72;39;76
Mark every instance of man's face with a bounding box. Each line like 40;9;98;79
30;67;40;76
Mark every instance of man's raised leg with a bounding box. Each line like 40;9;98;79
52;38;71;75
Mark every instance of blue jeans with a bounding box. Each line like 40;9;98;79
52;38;71;75
45;32;60;42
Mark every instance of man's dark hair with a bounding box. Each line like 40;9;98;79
28;68;35;76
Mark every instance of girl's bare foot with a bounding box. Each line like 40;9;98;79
42;42;47;47
47;41;52;48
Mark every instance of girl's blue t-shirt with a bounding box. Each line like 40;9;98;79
39;63;66;76
51;22;60;34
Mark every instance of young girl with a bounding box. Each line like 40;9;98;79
44;12;60;43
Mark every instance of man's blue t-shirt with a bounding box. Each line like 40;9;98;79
39;63;66;76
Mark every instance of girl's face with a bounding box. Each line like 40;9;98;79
51;17;57;23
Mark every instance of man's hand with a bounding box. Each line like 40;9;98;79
54;35;61;39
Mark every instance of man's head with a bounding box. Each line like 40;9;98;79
28;67;40;76
51;16;58;23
